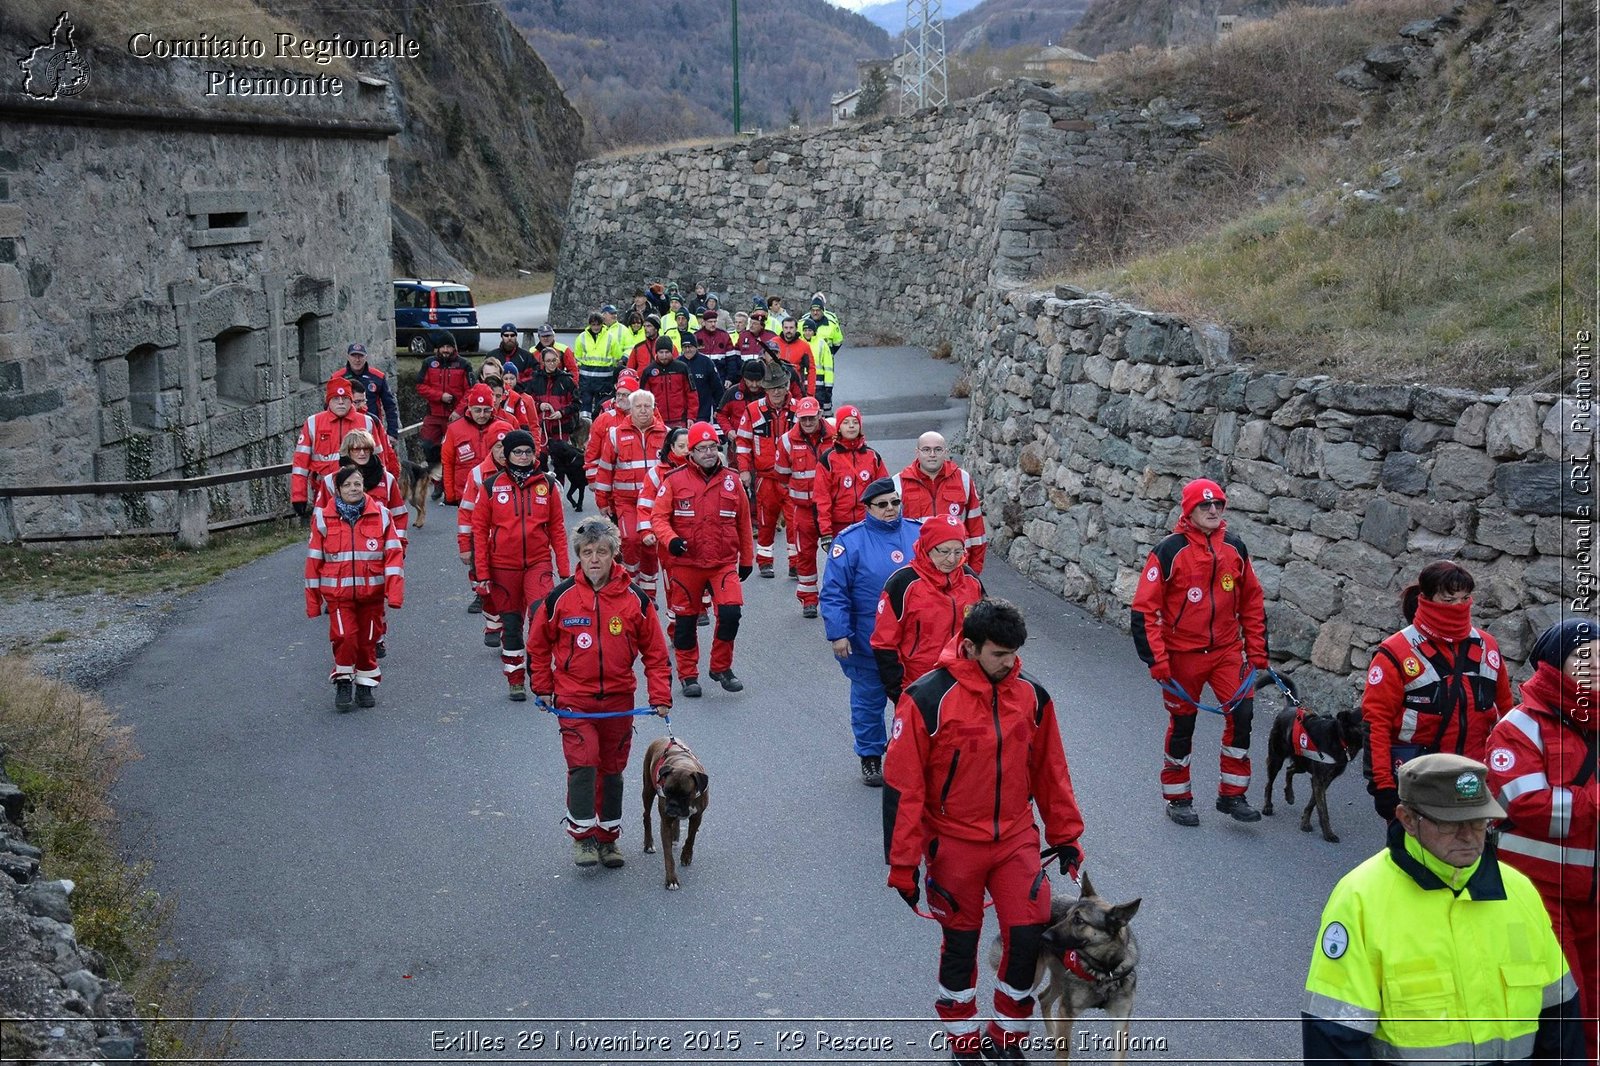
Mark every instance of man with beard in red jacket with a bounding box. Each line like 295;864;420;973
894;432;988;574
650;422;755;698
872;516;985;702
472;429;572;702
1130;478;1269;827
883;598;1085;1062
527;515;672;869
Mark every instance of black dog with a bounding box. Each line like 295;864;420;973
545;439;587;511
1261;676;1364;843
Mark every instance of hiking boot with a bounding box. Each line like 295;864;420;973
802;604;818;619
483;629;501;647
334;679;354;712
788;562;799;579
375;640;387;659
710;670;743;692
572;838;600;867
430;481;444;502
980;1036;1026;1061
508;683;527;702
354;684;376;709
1216;794;1263;823
467;594;483;615
681;678;703;698
759;564;775;578
861;756;884;788
1166;800;1199;827
697;613;710;627
596;841;626;869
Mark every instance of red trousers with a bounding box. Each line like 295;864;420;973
1159;647;1254;802
752;475;794;564
665;564;742;678
927;829;1053;1054
328;599;383;686
791;503;820;605
614;499;660;593
488;565;555;686
1548;895;1600;1061
558;711;634;843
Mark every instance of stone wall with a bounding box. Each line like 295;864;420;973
0;51;399;539
551;80;1214;345
964;285;1593;711
0;747;145;1062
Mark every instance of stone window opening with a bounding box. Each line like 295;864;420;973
207;211;249;229
297;313;323;385
128;344;163;430
214;327;263;407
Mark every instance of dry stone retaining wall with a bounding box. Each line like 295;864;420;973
965;286;1593;712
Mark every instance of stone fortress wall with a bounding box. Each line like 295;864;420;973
552;76;1593;712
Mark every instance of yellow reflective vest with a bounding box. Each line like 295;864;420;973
1302;823;1581;1063
809;335;834;386
574;327;621;373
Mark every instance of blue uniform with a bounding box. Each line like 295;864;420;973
820;513;922;756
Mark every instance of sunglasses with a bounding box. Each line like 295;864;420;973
869;498;903;510
1194;501;1227;512
501;331;518;337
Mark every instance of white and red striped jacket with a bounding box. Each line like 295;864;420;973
457;456;503;555
594;418;667;511
304;496;404;615
894;459;988;573
291;409;389;507
320;466;408;542
775;422;836;505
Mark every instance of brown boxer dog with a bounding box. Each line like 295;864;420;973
641;736;709;890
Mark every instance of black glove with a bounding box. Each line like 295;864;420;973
292;501;309;519
1041;842;1083;881
738;564;753;581
819;535;833;553
1374;788;1400;822
668;537;688;557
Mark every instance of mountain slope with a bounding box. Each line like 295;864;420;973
1068;0;1347;56
501;0;892;147
854;0;990;35
946;0;1092;53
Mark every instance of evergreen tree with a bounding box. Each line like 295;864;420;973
856;66;889;119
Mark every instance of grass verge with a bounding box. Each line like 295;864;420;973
0;521;303;601
0;658;231;1059
468;273;555;306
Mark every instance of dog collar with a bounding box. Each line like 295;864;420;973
653;739;705;799
1061;948;1133;983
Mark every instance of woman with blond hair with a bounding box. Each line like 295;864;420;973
319;429;408;658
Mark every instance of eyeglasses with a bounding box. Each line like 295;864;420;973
1418;813;1494;834
869;498;902;511
1194;501;1226;512
348;445;373;454
508;447;537;457
929;545;966;559
501;331;518;337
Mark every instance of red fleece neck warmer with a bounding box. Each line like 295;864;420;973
1413;597;1472;643
1521;661;1600;729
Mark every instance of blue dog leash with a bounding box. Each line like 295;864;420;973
533;696;670;731
1157;669;1258;716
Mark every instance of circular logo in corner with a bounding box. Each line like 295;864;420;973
1487;649;1501;670
890;550;904;563
1489;747;1515;773
1186;586;1203;604
366;538;379;551
892;718;903;741
1145;566;1160;582
1321;922;1349;960
576;632;593;650
1367;664;1384;686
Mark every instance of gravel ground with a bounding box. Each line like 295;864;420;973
0;591;181;690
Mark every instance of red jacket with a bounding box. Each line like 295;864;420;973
442;416;514;504
694;326;734;356
1129;515;1266;672
647;460;754;570
732;329;775;358
894;460;988;573
525;368;580;441
883;644;1083;865
716;383;762;441
871;522;985;699
291;408;389;506
1487;663;1599;903
774;334;816;395
319;462;408;542
304;495;404;615
1360;609;1512;792
629;336;672;373
639;360;697;428
416;355;473;432
527;562;672;711
585;401;626;481
736;397;794;478
457;455;504;554
814;437;888;538
775;421;836;504
471;468;572;581
594;417;668;510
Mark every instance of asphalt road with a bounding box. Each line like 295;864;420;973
106;343;1366;1065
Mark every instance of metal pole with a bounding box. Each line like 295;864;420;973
731;0;742;134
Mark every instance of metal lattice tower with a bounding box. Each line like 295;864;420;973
900;0;947;113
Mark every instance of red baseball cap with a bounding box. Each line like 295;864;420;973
794;397;821;416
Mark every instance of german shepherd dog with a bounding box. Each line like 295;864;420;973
396;441;433;529
1261;674;1364;843
990;872;1141;1063
641;736;708;890
545;438;588;512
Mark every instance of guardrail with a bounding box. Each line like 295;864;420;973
0;421;424;548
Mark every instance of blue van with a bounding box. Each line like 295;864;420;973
394;279;479;354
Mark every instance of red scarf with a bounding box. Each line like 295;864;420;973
1413;598;1472;643
1520;662;1600;730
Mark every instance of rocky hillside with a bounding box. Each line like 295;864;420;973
500;0;891;147
1068;0;1348;55
946;0;1092;53
252;0;586;277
